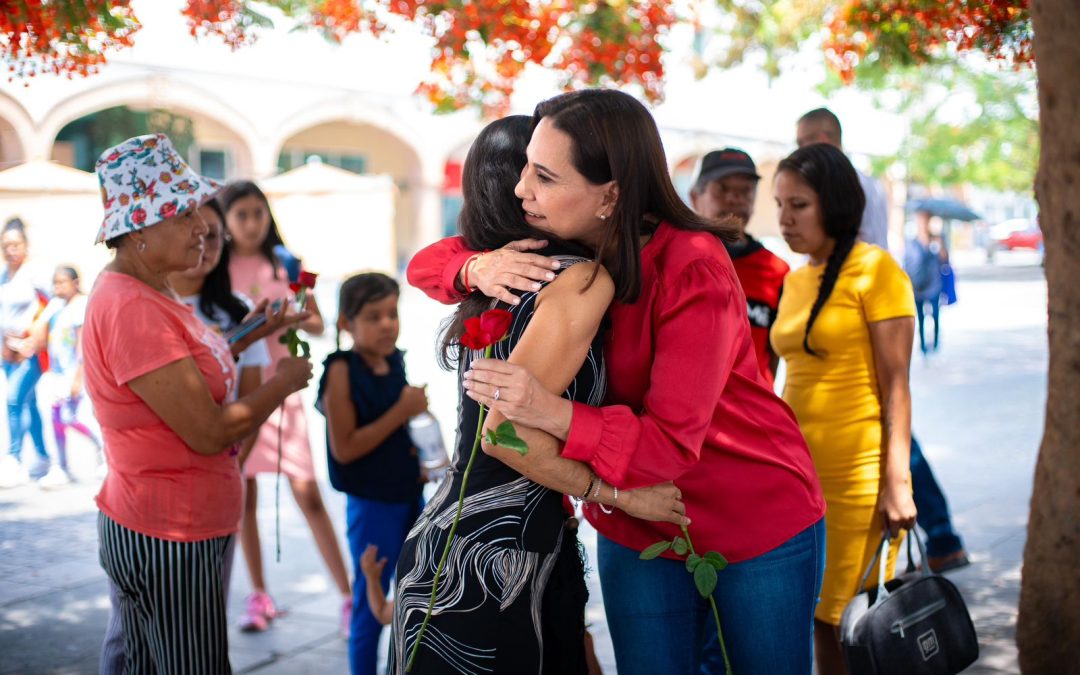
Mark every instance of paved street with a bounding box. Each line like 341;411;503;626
0;253;1046;674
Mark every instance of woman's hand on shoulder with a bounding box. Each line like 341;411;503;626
466;239;561;305
618;481;690;526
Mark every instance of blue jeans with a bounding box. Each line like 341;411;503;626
346;495;422;675
916;295;941;353
3;356;47;466
911;437;965;558
598;518;825;675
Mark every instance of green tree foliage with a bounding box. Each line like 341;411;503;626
900;67;1037;192
707;0;830;77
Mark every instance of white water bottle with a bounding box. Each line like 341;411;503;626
409;412;449;481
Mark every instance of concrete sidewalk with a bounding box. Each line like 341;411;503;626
0;259;1044;673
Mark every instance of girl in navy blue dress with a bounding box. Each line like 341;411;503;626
317;273;427;675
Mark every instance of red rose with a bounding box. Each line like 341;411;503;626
159;201;177;219
298;270;318;289
131;207;147;225
460;309;513;350
289;282;302;294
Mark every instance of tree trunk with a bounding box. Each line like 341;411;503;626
1017;1;1080;670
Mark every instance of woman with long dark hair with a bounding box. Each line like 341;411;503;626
391;114;686;674
408;89;827;674
771;143;917;675
168;197;270;461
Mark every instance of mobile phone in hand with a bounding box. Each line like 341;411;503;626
225;300;284;344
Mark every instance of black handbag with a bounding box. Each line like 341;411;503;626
839;529;979;675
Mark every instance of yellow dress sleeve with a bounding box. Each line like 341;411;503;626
863;251;917;323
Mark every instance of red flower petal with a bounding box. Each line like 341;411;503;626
289;282;302;294
298;270;318;288
479;309;513;341
461;309;513;350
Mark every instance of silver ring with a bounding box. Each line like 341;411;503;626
494;388;501;401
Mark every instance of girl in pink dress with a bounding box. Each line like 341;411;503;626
222;181;352;635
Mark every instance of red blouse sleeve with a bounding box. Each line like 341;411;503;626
561;259;743;489
405;236;475;305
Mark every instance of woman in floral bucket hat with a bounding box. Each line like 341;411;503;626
82;133;313;673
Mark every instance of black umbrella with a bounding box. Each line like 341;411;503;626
906;198;982;221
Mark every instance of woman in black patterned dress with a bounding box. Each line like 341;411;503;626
389;117;687;674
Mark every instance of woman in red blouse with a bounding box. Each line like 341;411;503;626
408;90;826;674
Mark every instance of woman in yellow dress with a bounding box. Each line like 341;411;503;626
770;143;918;675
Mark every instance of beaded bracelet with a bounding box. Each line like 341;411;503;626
599;485;617;515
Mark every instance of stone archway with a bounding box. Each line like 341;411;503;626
273;116;431;269
39;77;258;177
0;92;34;167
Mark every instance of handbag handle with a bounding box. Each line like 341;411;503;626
904;526;933;578
856;528;934;608
856;532;892;605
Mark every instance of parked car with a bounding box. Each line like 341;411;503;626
991;218;1043;252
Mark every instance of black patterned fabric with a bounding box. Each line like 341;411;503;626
390;254;606;674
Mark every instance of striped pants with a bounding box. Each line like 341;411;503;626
98;512;233;674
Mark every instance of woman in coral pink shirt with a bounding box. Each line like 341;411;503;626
84;134;312;673
408;90;826;674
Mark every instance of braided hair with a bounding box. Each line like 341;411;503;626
776;144;865;356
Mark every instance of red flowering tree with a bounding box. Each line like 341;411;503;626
824;0;1033;83
3;0;673;112
1;0;140;80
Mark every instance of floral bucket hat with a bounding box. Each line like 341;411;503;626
94;133;224;244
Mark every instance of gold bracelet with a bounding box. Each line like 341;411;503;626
579;473;597;502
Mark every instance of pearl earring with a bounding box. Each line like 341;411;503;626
599;214;608;221
138;241;147;252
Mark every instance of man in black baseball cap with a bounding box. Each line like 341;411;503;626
689;148;789;385
689;147;761;237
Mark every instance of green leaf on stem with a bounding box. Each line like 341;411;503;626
705;551;729;571
694;561;718;598
278;329;309;358
639;540;672;560
686;553;703;573
672;536;689;556
484;428;498;446
492;420;529;456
